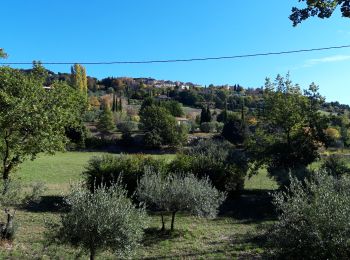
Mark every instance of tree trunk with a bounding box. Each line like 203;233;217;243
90;248;95;260
161;213;165;231
2;167;10;195
171;211;176;231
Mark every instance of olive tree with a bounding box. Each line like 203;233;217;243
268;171;350;259
52;184;148;260
0;65;85;186
137;170;226;231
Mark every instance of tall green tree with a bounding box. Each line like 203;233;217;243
0;66;85;184
140;106;187;147
200;105;212;124
97;105;114;136
290;0;350;26
248;75;328;185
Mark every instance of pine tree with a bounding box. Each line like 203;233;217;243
97;105;114;136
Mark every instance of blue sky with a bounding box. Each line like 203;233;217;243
2;0;350;104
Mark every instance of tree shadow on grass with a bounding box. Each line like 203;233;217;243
21;195;67;213
219;189;277;223
142;227;188;247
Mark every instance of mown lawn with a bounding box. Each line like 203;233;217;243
0;152;276;259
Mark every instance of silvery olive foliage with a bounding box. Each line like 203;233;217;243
137;170;226;231
54;183;148;260
268;171;350;259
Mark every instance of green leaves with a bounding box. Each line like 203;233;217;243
55;183;148;259
290;0;350;26
0;66;85;180
269;171;350;258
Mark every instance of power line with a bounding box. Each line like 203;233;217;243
1;44;350;65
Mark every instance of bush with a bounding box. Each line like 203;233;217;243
200;122;217;133
51;183;147;260
321;155;350;177
117;121;138;143
169;139;247;197
84;154;167;196
137;170;225;231
268;171;350;259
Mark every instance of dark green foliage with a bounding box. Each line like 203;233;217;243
217;109;228;123
178;90;202;107
140;98;183;117
290;0;350;26
140;106;187;147
268;171;350;259
140;97;156;115
137;171;225;231
84;154;168;196
52;184;147;260
321;155;350;177
160;100;184;117
222;116;246;145
200;105;211;123
117;121;138;143
97;105;114;136
200;122;222;133
112;93;116;112
169;139;247;197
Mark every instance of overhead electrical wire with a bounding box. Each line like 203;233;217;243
1;44;350;65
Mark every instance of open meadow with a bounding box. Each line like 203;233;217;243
0;152;277;259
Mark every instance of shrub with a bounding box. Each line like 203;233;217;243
169;139;247;197
268;171;350;259
117;121;138;143
321;155;350;177
84;154;167;196
52;183;148;260
137;170;225;231
200;122;216;133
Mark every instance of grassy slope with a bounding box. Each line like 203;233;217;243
0;152;276;259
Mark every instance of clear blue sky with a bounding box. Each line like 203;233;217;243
2;0;350;104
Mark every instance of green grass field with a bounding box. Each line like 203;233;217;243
0;152;276;259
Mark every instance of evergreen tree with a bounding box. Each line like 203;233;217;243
112;93;116;112
97;105;114;136
200;104;212;124
118;98;123;112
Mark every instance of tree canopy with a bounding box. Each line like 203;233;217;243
248;75;328;185
0;65;85;183
290;0;350;26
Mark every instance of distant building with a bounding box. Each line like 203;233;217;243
175;117;190;126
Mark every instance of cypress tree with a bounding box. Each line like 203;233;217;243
112;93;116;112
118;98;123;112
